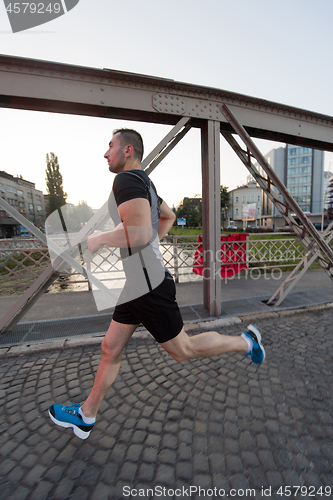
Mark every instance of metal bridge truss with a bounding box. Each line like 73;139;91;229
266;221;333;306
220;105;333;303
1;54;333;331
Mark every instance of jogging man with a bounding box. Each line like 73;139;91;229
48;128;265;439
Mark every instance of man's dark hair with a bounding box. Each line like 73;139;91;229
113;128;144;162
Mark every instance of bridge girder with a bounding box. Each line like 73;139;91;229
1;54;333;320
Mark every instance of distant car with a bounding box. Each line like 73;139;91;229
245;225;273;232
226;225;238;230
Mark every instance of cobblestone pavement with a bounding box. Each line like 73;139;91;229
1;309;333;500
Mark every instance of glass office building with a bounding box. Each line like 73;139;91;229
265;145;324;215
286;146;313;212
252;145;324;227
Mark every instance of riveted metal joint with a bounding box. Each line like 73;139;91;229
153;94;186;115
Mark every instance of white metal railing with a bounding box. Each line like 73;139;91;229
0;234;313;293
246;237;305;270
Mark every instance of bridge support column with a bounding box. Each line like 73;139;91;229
201;120;221;316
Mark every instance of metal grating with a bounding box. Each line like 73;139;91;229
0;313;113;347
0;303;212;347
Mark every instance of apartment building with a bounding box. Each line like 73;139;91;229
228;181;262;229
0;170;46;238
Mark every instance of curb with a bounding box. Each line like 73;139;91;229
0;317;243;359
1;302;333;359
238;301;333;322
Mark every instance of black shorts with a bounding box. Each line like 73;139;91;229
112;272;183;343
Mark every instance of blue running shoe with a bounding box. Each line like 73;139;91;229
242;324;265;364
48;403;94;440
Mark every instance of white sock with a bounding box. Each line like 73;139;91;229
241;332;253;354
79;407;96;424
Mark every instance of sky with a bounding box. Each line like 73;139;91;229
0;0;333;209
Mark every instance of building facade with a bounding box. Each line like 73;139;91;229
286;145;324;214
247;145;324;228
263;145;324;215
228;182;262;229
0;171;46;238
260;147;285;229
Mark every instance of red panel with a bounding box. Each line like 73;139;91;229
193;234;248;277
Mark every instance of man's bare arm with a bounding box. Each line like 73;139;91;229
158;201;176;240
88;198;153;253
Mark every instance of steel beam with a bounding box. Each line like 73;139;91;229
201;121;221;316
144;119;193;175
1;54;333;319
221;104;333;267
220;108;333;306
221;127;333;274
222;129;321;254
267;221;333;306
142;117;192;173
1;55;333;151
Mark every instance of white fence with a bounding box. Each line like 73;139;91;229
0;234;312;294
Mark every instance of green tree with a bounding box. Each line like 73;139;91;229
176;197;202;227
172;206;177;226
73;200;94;227
62;201;95;232
45;152;67;214
220;185;229;210
220;185;229;221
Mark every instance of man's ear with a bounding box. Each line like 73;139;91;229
124;144;134;158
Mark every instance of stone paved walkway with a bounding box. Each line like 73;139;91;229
1;309;333;500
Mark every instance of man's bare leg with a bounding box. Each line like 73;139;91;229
81;320;138;418
48;320;138;439
161;327;249;362
48;322;263;438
